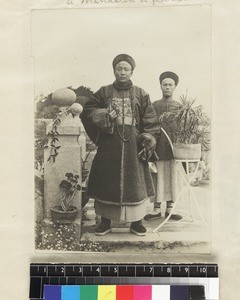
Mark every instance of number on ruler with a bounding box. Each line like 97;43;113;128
78;267;82;273
150;267;153;273
96;267;100;273
167;267;171;273
200;267;206;273
61;267;64;274
114;267;117;273
185;267;189;273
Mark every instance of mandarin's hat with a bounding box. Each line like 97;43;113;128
112;54;135;70
159;71;179;86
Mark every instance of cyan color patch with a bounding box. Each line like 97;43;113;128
61;285;80;300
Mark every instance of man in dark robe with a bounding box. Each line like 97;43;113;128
145;71;183;221
81;54;159;236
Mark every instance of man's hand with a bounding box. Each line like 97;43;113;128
139;133;156;151
138;133;157;162
109;110;117;121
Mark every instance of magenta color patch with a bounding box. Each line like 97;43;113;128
134;285;152;300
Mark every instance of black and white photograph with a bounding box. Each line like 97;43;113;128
33;5;211;253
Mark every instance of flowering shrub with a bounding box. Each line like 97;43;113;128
36;223;110;252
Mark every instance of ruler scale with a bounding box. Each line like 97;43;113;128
30;264;218;300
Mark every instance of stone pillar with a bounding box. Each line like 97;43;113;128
43;114;84;218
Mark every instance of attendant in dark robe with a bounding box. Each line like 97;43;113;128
145;71;183;221
81;54;159;236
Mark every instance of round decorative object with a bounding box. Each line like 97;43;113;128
69;103;83;116
173;143;201;160
50;206;78;223
52;88;76;107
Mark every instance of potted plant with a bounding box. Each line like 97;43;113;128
159;93;210;159
50;172;81;223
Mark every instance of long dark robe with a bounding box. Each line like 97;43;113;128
81;83;159;207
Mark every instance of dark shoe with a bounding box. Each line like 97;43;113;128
165;212;183;221
144;212;162;221
130;221;147;236
95;218;111;236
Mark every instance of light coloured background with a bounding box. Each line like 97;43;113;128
32;6;211;113
0;1;240;299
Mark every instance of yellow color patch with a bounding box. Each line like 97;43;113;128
98;285;116;300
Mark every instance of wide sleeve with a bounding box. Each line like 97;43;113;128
140;91;160;136
81;87;113;144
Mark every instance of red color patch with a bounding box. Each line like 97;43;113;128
116;285;135;300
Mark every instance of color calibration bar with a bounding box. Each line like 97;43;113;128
30;264;218;299
44;284;218;300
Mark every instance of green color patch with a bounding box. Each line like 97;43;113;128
80;285;98;300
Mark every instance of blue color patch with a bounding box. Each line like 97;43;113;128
44;285;61;300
